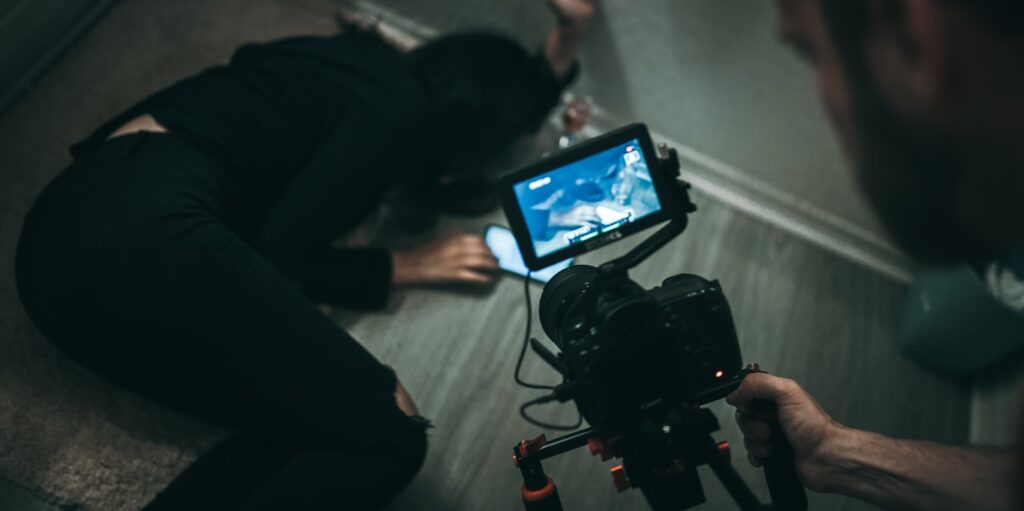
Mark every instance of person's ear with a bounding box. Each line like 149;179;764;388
865;0;952;117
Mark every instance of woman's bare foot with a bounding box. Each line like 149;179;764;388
394;383;420;417
107;114;168;139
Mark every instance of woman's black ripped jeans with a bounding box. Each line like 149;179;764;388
16;133;427;510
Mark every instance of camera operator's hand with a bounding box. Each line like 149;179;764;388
543;0;595;78
391;231;498;287
726;372;842;492
727;372;1019;510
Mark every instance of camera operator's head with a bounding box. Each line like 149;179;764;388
775;0;1024;264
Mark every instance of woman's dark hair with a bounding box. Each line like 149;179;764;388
407;32;553;158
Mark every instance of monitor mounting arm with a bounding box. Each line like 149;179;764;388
599;145;696;275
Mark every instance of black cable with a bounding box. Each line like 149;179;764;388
513;270;555;390
514;270;584;431
519;399;584;431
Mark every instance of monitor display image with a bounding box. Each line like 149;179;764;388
511;138;663;259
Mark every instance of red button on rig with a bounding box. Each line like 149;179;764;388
717;440;731;464
610;464;630;492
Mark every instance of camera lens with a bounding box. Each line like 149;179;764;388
539;265;601;347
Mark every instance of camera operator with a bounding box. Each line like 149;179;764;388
727;1;1023;509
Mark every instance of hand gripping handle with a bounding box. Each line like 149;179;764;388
752;399;808;510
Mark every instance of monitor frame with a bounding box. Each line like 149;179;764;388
498;123;677;271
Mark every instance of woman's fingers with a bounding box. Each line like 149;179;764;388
461;239;496;257
462;253;499;271
393;232;499;286
456;269;494;284
457;251;498;281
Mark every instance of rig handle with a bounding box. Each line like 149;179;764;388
521;477;564;511
752;399;808;510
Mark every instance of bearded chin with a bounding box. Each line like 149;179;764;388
852;87;993;266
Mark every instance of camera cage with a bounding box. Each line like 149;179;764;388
504;131;807;511
596;144;692;276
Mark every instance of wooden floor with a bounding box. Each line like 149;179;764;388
344;188;971;511
0;0;975;510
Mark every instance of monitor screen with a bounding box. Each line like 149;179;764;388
511;138;663;259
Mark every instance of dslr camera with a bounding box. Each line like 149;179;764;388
497;124;806;511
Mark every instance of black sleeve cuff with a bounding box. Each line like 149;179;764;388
529;52;579;130
534;45;580;90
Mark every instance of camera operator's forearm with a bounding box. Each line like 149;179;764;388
823;427;1018;510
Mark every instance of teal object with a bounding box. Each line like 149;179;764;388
899;263;1024;378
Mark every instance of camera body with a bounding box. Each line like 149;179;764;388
541;266;743;433
537;264;745;509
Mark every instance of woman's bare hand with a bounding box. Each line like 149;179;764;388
545;0;596;28
391;231;499;286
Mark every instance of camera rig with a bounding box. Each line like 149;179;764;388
509;144;808;511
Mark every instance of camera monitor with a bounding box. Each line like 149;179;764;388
499;123;675;271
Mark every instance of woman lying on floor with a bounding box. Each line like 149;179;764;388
15;1;594;509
